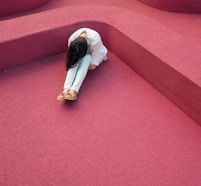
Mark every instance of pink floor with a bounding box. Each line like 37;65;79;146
1;1;201;186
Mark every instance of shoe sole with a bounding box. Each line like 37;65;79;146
64;97;77;101
64;95;77;101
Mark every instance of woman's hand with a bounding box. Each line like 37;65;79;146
88;64;96;70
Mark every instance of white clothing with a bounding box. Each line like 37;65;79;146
64;54;91;93
68;28;108;66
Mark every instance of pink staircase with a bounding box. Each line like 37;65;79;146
1;1;201;185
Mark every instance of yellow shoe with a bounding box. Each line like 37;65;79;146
57;92;66;101
64;90;77;101
57;89;69;101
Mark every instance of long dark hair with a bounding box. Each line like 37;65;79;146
66;37;88;70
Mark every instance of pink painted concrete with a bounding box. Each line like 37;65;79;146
1;1;201;185
1;52;201;186
139;0;201;13
0;0;50;17
0;5;201;125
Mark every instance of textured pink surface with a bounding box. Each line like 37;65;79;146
0;5;200;124
0;0;50;17
1;0;201;185
139;0;201;13
1;52;201;186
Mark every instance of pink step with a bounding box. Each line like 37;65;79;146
0;5;200;124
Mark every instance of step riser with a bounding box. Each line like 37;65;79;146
105;25;201;125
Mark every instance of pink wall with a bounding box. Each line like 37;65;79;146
138;0;201;13
0;0;50;17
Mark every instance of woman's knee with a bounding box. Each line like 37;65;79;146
79;54;91;69
83;54;92;62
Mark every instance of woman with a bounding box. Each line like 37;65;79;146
57;28;108;101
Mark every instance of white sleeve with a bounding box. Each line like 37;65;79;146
90;38;108;66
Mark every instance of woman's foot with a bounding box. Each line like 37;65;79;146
57;89;69;101
64;90;78;101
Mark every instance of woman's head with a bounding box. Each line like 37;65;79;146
66;37;88;69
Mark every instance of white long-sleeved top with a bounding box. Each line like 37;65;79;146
68;28;108;66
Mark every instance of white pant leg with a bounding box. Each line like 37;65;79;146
70;54;91;93
63;54;91;93
63;62;79;90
